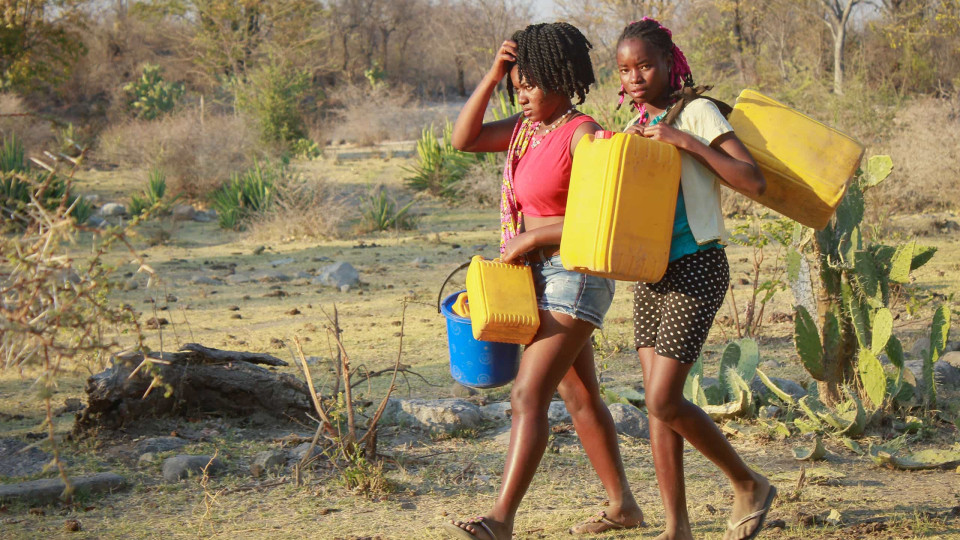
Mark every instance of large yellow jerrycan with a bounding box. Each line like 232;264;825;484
561;130;682;282
465;256;540;345
728;90;865;230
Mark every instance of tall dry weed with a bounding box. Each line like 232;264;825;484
97;110;261;198
248;174;350;241
0;93;54;153
326;84;455;145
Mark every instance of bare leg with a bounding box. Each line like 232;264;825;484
558;341;643;530
447;311;597;540
640;347;772;540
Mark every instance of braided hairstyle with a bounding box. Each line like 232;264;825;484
616;17;694;112
506;22;595;106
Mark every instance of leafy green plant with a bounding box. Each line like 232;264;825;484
130;167;177;217
491;90;522;121
359;186;416;232
683;338;765;419
55;123;87;157
789;155;951;408
123;64;184;120
211;159;278;230
725;215;792;337
235;62;312;143
291;138;322;160
0;135;89;230
404;121;474;198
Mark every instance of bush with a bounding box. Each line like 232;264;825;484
404;121;474;198
129;167;177;218
249;174;348;241
123;64;184;120
211;159;280;230
235;62;312;143
358;185;417;232
97;110;260;198
326;83;447;146
0;93;54;153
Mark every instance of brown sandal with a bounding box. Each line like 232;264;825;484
443;516;498;540
569;510;643;535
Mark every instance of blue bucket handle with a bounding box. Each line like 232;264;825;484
438;261;472;313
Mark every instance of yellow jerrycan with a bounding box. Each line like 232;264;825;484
728;89;865;230
465;256;540;345
560;130;682;282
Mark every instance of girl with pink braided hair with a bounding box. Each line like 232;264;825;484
615;18;776;540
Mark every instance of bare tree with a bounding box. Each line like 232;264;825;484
819;0;863;94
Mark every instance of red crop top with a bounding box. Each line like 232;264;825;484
513;114;596;217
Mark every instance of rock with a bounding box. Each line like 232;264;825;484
760;360;781;370
411;257;429;268
122;279;139;291
0;439;53;478
491;425;512;447
193;210;215;223
59;269;81;285
381;398;482;433
171;204;196;221
296;271;312;279
226;273;252;284
750;376;807;401
138;452;157;466
98;203;126;217
480;402;512;422
0;473;127;504
134;436;188;455
312;256;332;263
942;351;960;369
54;398;84;416
190;275;222;286
83;194;100;204
86;215;107;228
759;405;781;419
270;258;296;267
313;262;360;290
910;338;929;360
906;359;960;390
289;443;322;461
64;518;82;531
608;403;649;439
252;270;292;283
548;401;571;423
339;284;352;293
250;450;287;478
162;455;224;482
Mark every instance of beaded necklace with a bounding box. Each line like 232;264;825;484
530;107;576;148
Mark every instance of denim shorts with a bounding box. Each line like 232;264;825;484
530;254;615;330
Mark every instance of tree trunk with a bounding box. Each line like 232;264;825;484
456;56;466;97
833;24;845;95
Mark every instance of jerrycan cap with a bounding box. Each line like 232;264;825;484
594;130;615;139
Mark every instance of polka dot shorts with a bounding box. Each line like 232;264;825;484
633;247;729;364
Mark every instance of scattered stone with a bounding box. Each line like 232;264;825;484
313;261;360;290
83;194;100;204
910;338;929;360
228;306;240;311
400;502;417;510
166;294;178;303
750;376;807;401
135;436;188;455
312;256;332;263
226;273;252;284
608;403;649;439
286;308;301;316
469;245;487;253
491;426;512;447
767;519;786;530
411;257;429;268
253;246;266;255
86;215;107;228
943;351;960;369
162;455;223;482
171;204;197;221
0;473;127;504
138;452;157;466
0;438;53;478
59;269;81;285
289;443;321;461
122;279;139;291
192;210;214;223
231;314;242;319
905;359;960;390
547;401;571;423
296;271;313;279
480;402;511;422
190;275;222;286
250;450;287;478
64;518;82;532
252;270;292;283
760;360;781;370
98;202;126;217
339;284;352;293
381;398;482;433
270;257;296;267
144;317;168;329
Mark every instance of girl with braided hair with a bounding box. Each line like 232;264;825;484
445;22;645;540
615;17;775;540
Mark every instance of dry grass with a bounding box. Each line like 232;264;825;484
452;157;502;209
97;109;262;198
0;93;54;152
326;84;459;146
248;174;352;241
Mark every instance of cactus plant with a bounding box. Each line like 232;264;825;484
786;155;951;408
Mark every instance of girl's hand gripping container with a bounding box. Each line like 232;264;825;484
465;255;540;345
560;130;682;282
727;89;865;230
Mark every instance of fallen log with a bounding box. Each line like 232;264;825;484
74;344;312;434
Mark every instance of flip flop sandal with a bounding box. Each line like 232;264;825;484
568;510;643;535
724;485;778;540
443;516;498;540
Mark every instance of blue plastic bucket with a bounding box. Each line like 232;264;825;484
440;290;521;388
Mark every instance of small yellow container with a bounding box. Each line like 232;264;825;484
465;256;539;345
728;89;865;230
561;130;682;282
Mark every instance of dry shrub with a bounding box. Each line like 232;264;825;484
248;174;350;241
97;110;261;197
870;97;960;215
452;157;502;208
0;93;54;152
326;83;456;145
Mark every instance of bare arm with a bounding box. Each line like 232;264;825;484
627;124;766;196
452;40;522;153
501;222;563;264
